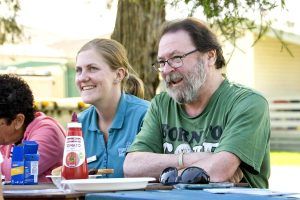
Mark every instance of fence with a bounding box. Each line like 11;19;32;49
269;98;300;152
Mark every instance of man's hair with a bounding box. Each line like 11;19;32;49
0;74;35;126
159;17;225;69
77;38;145;98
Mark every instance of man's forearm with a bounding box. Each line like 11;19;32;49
124;152;179;180
124;151;241;183
183;151;241;182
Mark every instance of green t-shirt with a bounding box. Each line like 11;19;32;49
128;79;270;188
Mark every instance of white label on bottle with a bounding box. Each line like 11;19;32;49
63;136;86;168
31;161;39;183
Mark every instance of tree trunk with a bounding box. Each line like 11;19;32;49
111;0;165;100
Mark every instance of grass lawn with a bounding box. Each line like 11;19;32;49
271;151;300;166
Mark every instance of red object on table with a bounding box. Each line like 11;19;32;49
61;113;88;180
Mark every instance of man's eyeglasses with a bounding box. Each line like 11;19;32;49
160;166;210;185
152;49;199;72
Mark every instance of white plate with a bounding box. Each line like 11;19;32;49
46;175;102;179
46;175;102;189
61;177;156;192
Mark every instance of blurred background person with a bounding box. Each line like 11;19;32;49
75;38;149;178
0;74;66;182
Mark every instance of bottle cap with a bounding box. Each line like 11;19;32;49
71;112;78;122
68;112;82;128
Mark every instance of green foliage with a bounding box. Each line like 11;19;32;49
0;0;23;45
170;0;291;56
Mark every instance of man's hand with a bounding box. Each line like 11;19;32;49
228;167;243;183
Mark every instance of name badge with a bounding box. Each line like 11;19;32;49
87;155;97;164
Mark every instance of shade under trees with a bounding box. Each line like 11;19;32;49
0;0;287;99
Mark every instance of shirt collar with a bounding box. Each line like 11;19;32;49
88;93;127;131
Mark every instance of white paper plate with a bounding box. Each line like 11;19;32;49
61;177;156;192
46;175;102;189
46;175;102;179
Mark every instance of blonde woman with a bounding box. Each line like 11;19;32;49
75;39;149;178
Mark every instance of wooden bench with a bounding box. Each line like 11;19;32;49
269;98;300;152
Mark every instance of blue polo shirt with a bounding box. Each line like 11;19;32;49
78;93;149;178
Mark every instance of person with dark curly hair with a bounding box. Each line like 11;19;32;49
0;74;66;182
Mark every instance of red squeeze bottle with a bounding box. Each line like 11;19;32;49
61;112;88;179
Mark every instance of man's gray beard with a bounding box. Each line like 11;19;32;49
165;60;207;104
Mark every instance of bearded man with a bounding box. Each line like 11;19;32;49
124;18;271;188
